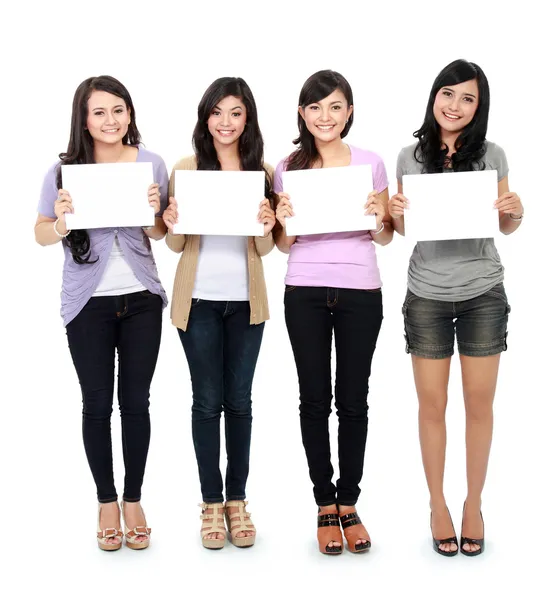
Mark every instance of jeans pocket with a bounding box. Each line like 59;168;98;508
285;285;297;293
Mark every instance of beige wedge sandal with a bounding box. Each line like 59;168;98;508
97;503;123;551
200;502;226;549
224;500;256;548
121;501;151;550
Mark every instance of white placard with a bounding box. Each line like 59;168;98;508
402;170;499;242
62;162;154;229
283;164;376;236
173;170;265;236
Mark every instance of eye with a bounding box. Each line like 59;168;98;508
212;110;220;116
332;105;341;110
94;111;104;116
308;105;319;111
232;112;241;117
463;97;475;103
442;91;452;97
115;108;124;113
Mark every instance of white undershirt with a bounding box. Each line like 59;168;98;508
93;235;146;297
192;235;249;301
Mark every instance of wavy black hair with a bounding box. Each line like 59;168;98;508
56;75;141;264
286;70;354;172
413;59;490;173
192;77;275;206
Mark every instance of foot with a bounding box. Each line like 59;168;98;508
461;501;484;553
122;501;149;543
430;503;458;553
99;501;121;546
338;504;370;549
225;502;255;538
319;504;342;551
201;504;225;541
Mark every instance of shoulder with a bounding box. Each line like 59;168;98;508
137;146;166;168
397;142;419;163
349;145;385;166
483;140;506;162
171;155;198;172
43;160;61;185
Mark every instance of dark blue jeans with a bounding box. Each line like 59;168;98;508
178;299;264;503
66;291;163;503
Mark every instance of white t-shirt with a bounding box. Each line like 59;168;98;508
93;235;146;297
192;235;249;301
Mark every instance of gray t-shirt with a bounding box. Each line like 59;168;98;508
396;141;509;302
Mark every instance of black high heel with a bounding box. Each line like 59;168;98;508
460;502;485;557
430;508;458;557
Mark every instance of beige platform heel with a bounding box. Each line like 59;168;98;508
121;501;151;550
200;502;226;549
97;503;123;551
224;500;256;548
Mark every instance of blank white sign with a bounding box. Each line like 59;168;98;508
402;170;499;242
62;162;154;229
282;164;376;236
173;170;265;236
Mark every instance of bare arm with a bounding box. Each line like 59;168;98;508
495;177;523;235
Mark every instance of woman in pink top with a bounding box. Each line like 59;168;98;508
274;70;393;554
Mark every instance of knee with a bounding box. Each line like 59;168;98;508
82;391;113;420
418;397;448;424
464;392;493;423
223;393;252;418
299;394;332;420
192;388;222;420
335;397;368;420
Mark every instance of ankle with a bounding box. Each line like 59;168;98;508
429;498;447;512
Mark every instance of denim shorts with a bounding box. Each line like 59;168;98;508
402;283;511;359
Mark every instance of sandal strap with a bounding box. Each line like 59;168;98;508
97;527;123;539
460;536;483;544
125;526;151;540
434;536;458;545
318;513;340;527
340;512;362;529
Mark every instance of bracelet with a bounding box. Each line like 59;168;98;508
371;222;385;235
53;218;71;238
142;226;153;231
509;212;523;221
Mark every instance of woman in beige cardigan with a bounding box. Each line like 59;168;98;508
163;77;275;550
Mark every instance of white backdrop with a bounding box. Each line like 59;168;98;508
1;1;554;598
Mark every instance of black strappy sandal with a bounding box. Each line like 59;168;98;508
460;502;485;557
317;509;343;554
430;509;458;557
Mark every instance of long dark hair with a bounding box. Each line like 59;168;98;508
413;59;490;173
56;75;141;264
286;70;354;172
192;77;275;206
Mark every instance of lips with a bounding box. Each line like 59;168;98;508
102;128;120;133
217;129;235;136
443;112;461;121
317;125;334;131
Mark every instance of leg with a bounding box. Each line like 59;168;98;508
222;302;264;501
403;291;457;552
116;291;162;540
332;288;383;507
456;283;510;552
66;296;120;543
178;300;225;503
284;286;335;506
284;286;340;552
222;301;264;542
459;354;500;552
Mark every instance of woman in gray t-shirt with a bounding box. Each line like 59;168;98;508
388;59;524;557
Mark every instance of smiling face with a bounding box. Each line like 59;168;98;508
86;90;131;145
299;88;353;143
432;79;479;134
207;95;247;147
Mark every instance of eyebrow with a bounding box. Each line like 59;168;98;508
214;105;243;111
442;87;476;99
92;104;126;111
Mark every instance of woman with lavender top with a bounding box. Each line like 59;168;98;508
274;70;393;554
34;75;168;551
